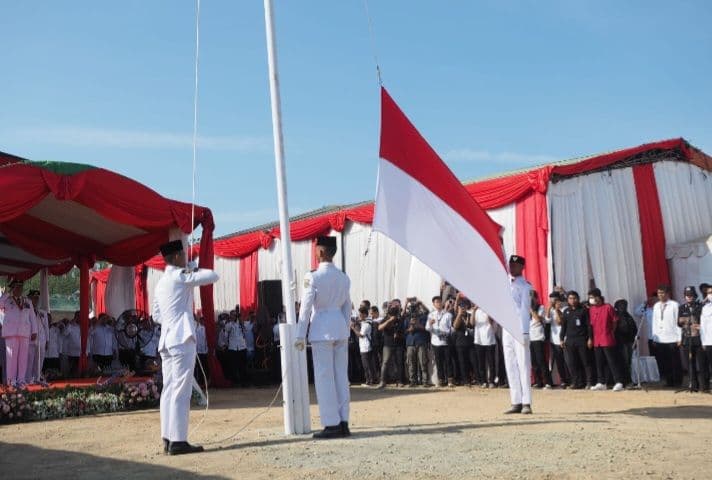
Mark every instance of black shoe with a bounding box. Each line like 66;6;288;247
340;421;351;436
504;404;522;414
168;441;204;455
163;438;169;454
313;425;344;439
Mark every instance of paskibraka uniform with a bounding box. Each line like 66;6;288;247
153;264;218;443
0;293;37;384
296;262;352;429
503;275;532;407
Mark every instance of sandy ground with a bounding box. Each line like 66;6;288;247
1;384;711;480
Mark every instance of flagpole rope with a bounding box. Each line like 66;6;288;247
362;0;383;86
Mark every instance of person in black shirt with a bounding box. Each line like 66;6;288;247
376;299;406;389
678;286;703;391
613;299;638;386
452;298;476;386
560;291;593;389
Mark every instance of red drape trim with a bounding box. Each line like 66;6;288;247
134;265;149;313
515;191;550;301
632;164;671;294
239;250;259;314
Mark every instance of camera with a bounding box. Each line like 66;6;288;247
405;301;419;317
387;305;401;317
458;298;472;310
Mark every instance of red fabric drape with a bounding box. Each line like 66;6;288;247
632;164;671;293
79;256;90;373
239;250;259;314
134;265;149;313
310;238;319;270
515;191;550;301
90;268;110;315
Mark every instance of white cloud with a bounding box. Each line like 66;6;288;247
444;148;559;165
7;126;270;152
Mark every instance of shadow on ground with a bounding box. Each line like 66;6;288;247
582;404;712;419
0;442;228;480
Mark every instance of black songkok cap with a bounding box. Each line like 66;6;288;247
316;236;337;249
509;255;525;266
159;240;184;257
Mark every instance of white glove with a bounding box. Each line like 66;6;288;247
186;260;198;271
294;338;306;351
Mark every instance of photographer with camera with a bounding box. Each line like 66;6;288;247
351;306;378;386
452;296;476;386
426;295;453;388
473;303;496;388
376;299;406;389
404;297;430;387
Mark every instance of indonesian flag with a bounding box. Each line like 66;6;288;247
373;87;524;343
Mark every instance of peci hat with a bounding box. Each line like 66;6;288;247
508;255;525;266
683;286;698;298
316;236;337;249
27;289;40;297
8;279;24;288
159;240;184;257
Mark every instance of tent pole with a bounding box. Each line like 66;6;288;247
78;257;90;375
263;0;310;435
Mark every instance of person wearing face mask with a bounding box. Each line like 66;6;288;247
587;288;624;392
678;286;703;392
698;285;712;392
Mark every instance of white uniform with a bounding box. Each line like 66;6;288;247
503;276;532;406
27;307;49;382
0;293;38;384
153;264;218;443
296;262;351;428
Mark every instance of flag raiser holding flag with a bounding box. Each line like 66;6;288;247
373;87;524;344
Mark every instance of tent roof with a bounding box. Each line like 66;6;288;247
666;235;712;260
0;151;214;278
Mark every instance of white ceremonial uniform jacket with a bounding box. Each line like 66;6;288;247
510;276;532;336
296;262;351;342
0;293;38;339
153;264;219;352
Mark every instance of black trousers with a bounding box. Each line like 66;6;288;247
530;340;552;387
550;344;570;385
118;349;136;371
455;345;475;385
448;344;459;382
360;351;378;384
228;349;250;386
594;346;623;385
475;344;496;384
380;345;405;384
565;343;593;387
618;343;634;385
92;354;113;370
698;346;712;391
433;345;450;385
655;342;682;387
43;357;60;371
682;343;702;391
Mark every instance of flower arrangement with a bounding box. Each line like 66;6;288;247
0;391;32;422
0;380;161;424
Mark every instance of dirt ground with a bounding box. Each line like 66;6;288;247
1;384;711;480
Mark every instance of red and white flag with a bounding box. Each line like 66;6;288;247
373;87;523;343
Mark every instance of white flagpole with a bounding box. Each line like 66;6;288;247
263;0;310;435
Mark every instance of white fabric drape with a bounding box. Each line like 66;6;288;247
258;240;282;281
487;203;516;262
549;170;647;308
146;267;163;316
106;265;136;318
291;240;312;301
667;235;712;297
213;257;239;313
654;161;712;245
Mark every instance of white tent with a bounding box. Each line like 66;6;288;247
667;235;712;297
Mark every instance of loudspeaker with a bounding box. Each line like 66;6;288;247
257;280;282;318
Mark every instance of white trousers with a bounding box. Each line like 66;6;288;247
26;343;40;382
160;340;196;442
503;330;532;406
311;340;350;427
5;336;29;384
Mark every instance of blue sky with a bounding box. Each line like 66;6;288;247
2;1;710;237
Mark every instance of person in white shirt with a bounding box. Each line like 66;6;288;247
351;306;377;386
90;314;117;370
226;314;249;387
45;315;62;373
634;291;658;358
698;285;712;392
473;304;496;388
426;296;452;387
153;240;219;455
242;314;256;365
503;255;533;415
652;284;682;387
27;289;49;383
529;291;552;389
546;292;570;388
0;280;38;386
61;314;82;378
194;315;208;387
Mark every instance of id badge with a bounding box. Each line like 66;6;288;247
576;318;581;327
